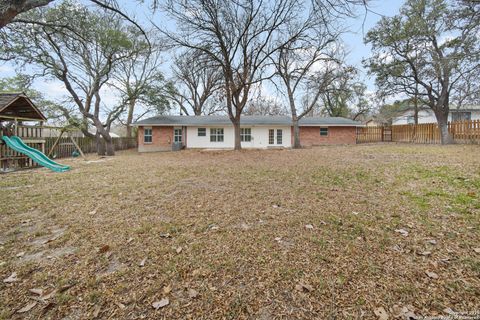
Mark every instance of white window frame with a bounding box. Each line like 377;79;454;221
174;128;182;143
198;128;206;136
320;127;329;136
144;127;153;144
240;128;252;142
268;129;275;145
276;129;283;145
210;128;224;142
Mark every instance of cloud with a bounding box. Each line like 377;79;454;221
33;80;67;101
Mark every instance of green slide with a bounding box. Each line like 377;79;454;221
2;136;70;172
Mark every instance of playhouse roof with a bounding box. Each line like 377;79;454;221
0;93;47;121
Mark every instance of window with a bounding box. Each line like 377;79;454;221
320;127;328;136
276;129;283;145
240;128;252;142
268;129;275;144
174;128;182;143
144;128;152;143
198;128;206;136
210;128;224;142
452;111;471;122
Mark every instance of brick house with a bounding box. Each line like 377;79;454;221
132;115;361;152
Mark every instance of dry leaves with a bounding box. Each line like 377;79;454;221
425;271;439;279
17;302;37;313
418;251;432;256
92;304;101;318
152;298;169;309
188;288;199;299
162;285;172;295
29;288;43;296
295;282;313;293
373;307;389;320
98;245;110;253
2;146;480;318
392;305;417;319
394;229;409;237
3;272;18;283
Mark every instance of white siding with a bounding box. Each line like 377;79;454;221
468;111;480;121
186;125;291;149
392;110;480;125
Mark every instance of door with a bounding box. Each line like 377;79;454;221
268;129;283;146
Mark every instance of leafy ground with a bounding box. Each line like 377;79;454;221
0;144;479;319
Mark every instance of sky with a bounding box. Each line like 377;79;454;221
0;0;406;112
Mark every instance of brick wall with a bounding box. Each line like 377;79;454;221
137;126;173;152
299;126;357;146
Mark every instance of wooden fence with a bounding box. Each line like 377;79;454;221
45;137;137;158
356;126;388;143
357;120;480;144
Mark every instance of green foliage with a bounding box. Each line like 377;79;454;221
364;0;480;107
0;0;156;142
0;74;62;120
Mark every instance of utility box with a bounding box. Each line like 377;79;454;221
172;142;182;151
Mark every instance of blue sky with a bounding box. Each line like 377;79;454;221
1;0;406;106
342;0;405;87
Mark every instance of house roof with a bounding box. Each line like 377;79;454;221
0;93;47;121
133;115;362;127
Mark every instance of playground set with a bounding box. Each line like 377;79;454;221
0;93;82;173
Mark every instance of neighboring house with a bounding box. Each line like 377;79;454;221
365;118;387;127
392;105;480;125
132;115;361;152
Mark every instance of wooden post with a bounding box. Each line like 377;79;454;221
47;130;64;157
69;134;86;160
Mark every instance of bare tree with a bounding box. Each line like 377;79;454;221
110;33;171;137
272;14;345;148
170;51;223;116
0;0;147;38
162;0;318;150
243;92;288;116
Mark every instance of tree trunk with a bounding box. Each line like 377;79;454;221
434;110;453;144
126;98;136;138
292;118;301;149
414;83;419;124
233;119;241;150
105;137;115;156
286;87;301;149
0;0;54;29
96;133;106;156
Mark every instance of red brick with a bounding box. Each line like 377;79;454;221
299;126;356;146
138;126;173;152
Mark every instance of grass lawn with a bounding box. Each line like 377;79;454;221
1;144;479;319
